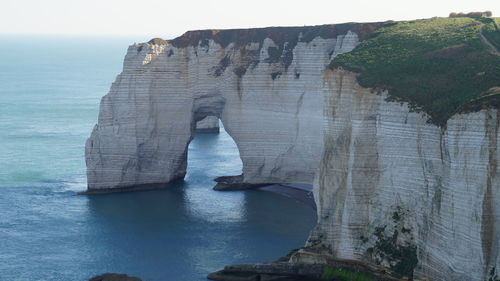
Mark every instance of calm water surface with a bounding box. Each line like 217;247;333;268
0;36;316;280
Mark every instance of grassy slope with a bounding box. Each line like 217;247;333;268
483;17;500;49
331;17;500;126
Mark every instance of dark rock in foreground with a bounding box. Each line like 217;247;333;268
89;273;142;281
213;174;271;190
207;263;323;281
207;250;404;281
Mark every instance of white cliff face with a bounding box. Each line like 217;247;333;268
85;26;500;280
85;30;360;190
195;116;220;133
296;69;500;281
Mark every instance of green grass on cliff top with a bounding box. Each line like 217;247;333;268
331;17;500;126
483;17;500;49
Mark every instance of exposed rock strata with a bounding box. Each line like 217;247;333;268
86;23;500;281
207;263;324;281
295;69;500;281
86;24;367;190
207;250;400;281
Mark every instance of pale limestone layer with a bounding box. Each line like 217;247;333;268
85;29;500;281
195;116;220;133
85;32;360;189
295;69;500;281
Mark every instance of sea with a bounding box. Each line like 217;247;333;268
0;35;316;281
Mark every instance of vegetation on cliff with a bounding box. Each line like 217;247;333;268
321;266;374;281
331;17;500;126
170;23;383;75
483;17;500;49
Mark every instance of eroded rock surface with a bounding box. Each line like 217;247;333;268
86;24;369;190
296;70;500;281
86;23;500;281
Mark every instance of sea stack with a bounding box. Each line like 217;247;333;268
85;24;373;190
86;17;500;281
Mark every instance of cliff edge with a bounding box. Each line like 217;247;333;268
86;16;500;281
85;22;381;190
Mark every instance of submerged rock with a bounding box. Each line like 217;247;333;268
88;273;142;281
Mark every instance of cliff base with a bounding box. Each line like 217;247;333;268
213;175;271;190
207;252;403;281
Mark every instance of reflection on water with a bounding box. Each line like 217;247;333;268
0;35;315;281
0;127;316;281
183;130;246;223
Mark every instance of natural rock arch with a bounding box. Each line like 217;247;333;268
84;23;500;281
85;28;360;191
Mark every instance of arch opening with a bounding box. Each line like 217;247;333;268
187;117;243;189
184;92;245;189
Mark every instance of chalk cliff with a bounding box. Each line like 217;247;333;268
86;21;500;281
85;24;376;190
288;69;500;281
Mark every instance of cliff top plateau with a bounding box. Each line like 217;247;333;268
148;15;500;126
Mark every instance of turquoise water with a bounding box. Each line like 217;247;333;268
0;36;316;280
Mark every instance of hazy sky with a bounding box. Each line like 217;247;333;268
1;0;499;38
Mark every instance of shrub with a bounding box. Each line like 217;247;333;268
482;17;500;49
449;11;493;18
321;266;374;281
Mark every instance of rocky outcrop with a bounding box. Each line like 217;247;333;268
207;69;500;281
195;116;220;133
85;24;376;190
207;258;401;281
207;262;325;281
86;22;500;281
294;69;500;281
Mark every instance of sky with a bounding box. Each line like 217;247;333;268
1;0;499;39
